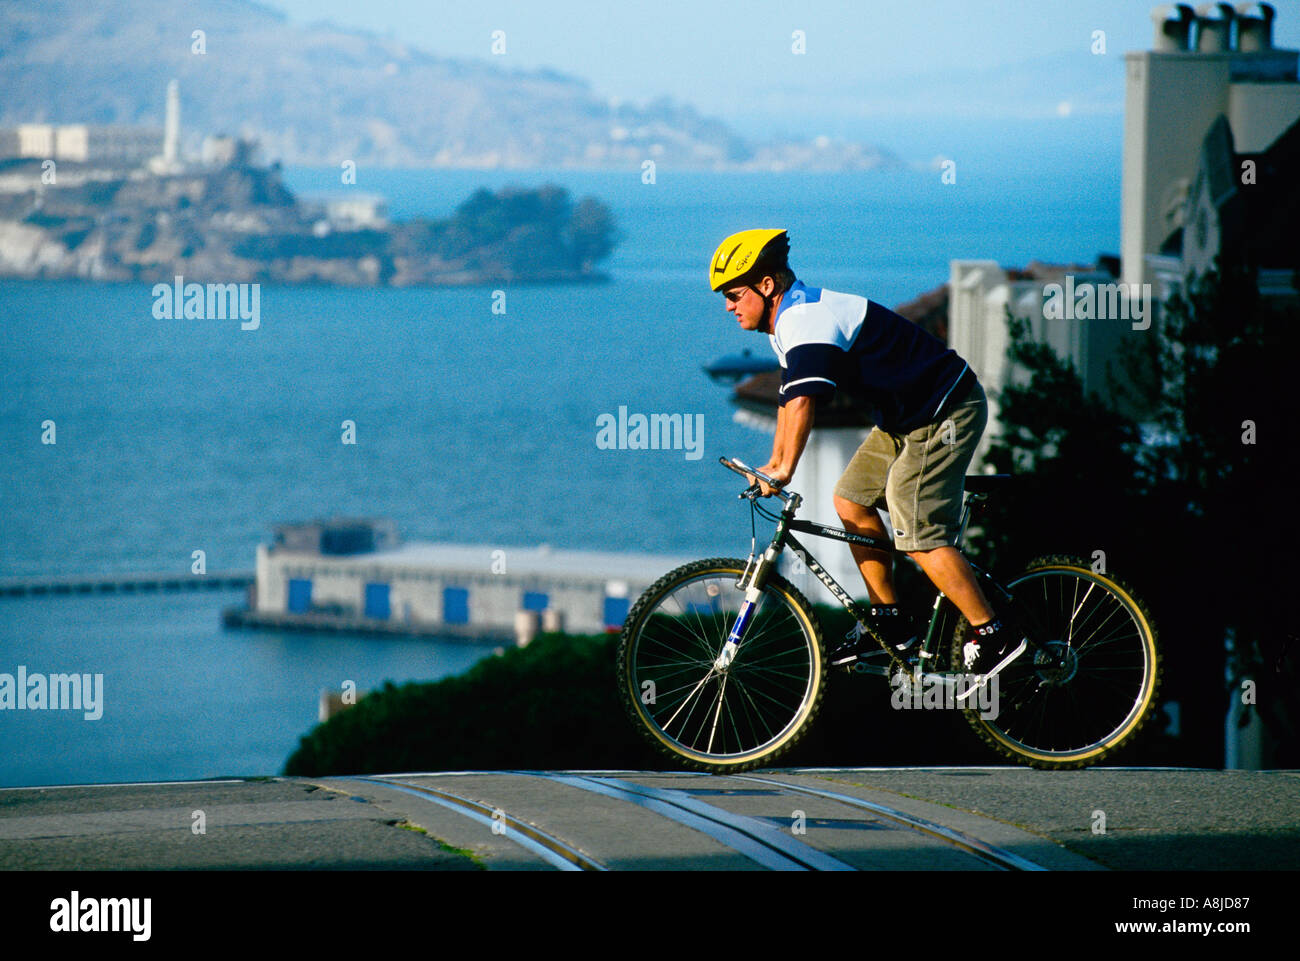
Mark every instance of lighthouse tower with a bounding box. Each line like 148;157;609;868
163;79;180;166
150;79;183;173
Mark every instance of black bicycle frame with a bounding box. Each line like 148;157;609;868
717;455;1048;665
756;504;1022;669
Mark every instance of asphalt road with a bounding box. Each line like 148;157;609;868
1;768;1296;871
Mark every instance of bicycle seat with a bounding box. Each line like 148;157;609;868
963;474;1014;494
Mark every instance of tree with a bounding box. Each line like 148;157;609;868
1131;262;1299;765
971;312;1151;573
569;196;617;269
438;185;617;275
974;263;1300;766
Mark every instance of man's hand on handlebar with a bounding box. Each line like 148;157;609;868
719;456;795;501
750;463;791;498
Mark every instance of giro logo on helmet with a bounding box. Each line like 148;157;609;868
712;243;743;277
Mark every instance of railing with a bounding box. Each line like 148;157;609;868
0;571;254;598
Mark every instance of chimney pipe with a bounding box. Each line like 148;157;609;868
1235;2;1275;52
1195;3;1236;52
1152;4;1197;51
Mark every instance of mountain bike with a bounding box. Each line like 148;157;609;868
617;456;1161;771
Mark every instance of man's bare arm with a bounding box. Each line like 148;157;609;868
759;395;815;495
754;402;786;484
768;403;787;466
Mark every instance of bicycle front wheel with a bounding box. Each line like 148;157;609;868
617;558;826;773
951;555;1161;769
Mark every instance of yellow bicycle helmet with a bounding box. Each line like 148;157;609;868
708;228;790;292
710;229;792;330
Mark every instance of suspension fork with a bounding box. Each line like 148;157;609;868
715;499;797;670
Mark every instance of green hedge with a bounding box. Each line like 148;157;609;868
285;631;664;775
286;610;1175;776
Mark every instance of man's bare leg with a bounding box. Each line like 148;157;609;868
833;495;898;604
836;494;996;627
906;546;995;626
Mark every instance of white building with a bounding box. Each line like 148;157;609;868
324;194;388;229
52;125;161;164
1;123;161;165
202;135;238;166
952;3;1300;448
16;124;55;157
236;518;688;640
1122;2;1300;291
946;258;1140;451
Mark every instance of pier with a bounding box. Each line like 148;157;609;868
0;571;253;598
230;517;691;640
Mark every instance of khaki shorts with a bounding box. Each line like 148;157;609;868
832;380;988;552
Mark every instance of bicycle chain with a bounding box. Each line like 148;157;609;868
849;618;914;681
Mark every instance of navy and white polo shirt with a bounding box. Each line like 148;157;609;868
768;280;971;434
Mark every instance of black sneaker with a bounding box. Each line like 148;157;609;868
829;609;919;669
960;622;1027;680
828;622;868;668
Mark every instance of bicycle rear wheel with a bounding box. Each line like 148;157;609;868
951;555;1160;769
617;558;826;773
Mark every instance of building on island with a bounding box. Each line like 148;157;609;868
0;122;161;166
0;80;184;169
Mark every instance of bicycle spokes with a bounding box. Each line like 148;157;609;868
972;563;1158;763
625;567;822;763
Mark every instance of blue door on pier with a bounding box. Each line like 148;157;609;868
443;586;469;624
364;583;391;620
287;578;312;613
604;595;630;629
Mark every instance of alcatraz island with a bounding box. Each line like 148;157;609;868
0;82;618;287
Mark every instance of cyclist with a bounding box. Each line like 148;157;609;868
709;227;1025;682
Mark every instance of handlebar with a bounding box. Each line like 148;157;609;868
718;456;798;505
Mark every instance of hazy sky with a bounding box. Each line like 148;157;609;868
264;0;1300;146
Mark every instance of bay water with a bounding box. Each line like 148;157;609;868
0;155;1120;786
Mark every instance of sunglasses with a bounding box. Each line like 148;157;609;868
723;288;749;303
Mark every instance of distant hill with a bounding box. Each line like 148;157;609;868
0;0;900;171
